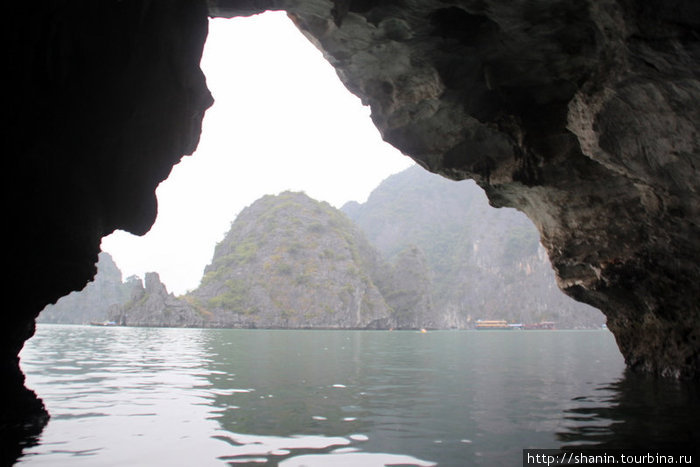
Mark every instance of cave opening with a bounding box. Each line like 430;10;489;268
99;12;413;295
39;11;607;331
8;1;699;464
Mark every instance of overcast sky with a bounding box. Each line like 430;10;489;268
100;12;415;295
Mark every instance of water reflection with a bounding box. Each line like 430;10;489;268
18;326;699;466
558;370;700;451
18;325;228;466
199;329;437;466
197;329;630;466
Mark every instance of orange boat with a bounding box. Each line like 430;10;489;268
474;320;511;330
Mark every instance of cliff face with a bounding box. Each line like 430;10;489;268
344;166;604;329
376;246;436;330
188;192;392;329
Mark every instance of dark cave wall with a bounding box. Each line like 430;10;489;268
5;0;212;439
2;0;699;458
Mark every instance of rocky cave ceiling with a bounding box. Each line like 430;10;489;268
3;0;699;457
207;0;700;379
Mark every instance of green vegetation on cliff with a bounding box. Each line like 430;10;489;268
188;191;391;329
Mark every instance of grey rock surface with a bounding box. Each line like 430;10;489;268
211;0;700;377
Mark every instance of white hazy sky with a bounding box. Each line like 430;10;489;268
100;12;415;295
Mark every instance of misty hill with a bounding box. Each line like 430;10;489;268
38;252;137;324
186;191;392;329
343;165;604;328
42;171;604;330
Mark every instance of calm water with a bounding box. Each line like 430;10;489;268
17;325;699;466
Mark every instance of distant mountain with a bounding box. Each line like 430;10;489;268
42;170;604;330
343;165;604;329
186;191;392;329
38;252;135;324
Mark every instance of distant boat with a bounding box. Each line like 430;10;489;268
89;321;117;327
522;321;556;330
475;320;511;330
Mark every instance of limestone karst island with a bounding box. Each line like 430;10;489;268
40;167;603;331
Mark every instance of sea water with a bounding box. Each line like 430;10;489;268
16;325;699;466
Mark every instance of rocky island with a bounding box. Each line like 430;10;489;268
110;272;206;328
51;168;604;330
186;191;392;329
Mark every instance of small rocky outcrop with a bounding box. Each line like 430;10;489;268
38;252;134;324
187;192;392;329
110;273;205;328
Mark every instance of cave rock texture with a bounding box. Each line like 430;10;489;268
5;0;213;452
210;0;700;379
4;0;699;457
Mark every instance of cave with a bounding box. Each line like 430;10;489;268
4;0;699;460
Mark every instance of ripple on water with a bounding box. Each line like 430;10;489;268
214;431;436;466
52;412;109;420
215;432;351;460
279;452;437;467
210;388;255;396
19;326;633;466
